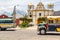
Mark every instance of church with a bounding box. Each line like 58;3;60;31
27;2;54;26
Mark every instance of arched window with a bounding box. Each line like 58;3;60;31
30;15;32;17
29;6;31;9
39;13;41;16
49;20;53;23
30;12;32;15
30;12;32;17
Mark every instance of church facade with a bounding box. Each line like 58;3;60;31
27;2;54;25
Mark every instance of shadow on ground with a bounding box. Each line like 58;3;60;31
39;33;60;36
6;29;16;31
46;33;60;35
0;29;16;31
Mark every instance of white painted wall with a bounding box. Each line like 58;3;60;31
45;11;49;16
32;11;45;26
32;12;36;26
49;11;53;16
36;11;44;18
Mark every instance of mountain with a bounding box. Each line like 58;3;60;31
0;11;11;17
54;11;60;16
0;9;27;19
16;9;27;16
16;9;27;19
16;13;24;19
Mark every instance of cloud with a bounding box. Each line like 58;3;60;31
0;0;60;16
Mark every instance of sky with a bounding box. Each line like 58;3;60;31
0;0;60;16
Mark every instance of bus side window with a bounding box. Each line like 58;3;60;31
49;20;53;23
56;19;58;23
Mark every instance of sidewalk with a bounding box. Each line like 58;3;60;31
14;26;37;30
26;26;37;30
15;26;21;30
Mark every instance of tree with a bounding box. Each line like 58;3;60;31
20;14;32;28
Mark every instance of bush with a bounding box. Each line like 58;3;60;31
20;22;28;28
20;17;32;28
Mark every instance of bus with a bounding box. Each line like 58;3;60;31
0;18;16;31
37;16;60;35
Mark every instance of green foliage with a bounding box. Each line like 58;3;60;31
38;17;46;21
20;17;32;28
20;18;32;24
20;19;32;28
27;19;32;23
20;22;28;28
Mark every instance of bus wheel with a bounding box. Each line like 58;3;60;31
0;28;1;31
40;29;46;35
1;28;7;31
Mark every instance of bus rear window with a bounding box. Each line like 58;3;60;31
48;20;53;23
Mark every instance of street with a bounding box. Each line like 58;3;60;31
0;28;60;40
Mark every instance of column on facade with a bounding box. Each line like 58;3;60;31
32;12;36;26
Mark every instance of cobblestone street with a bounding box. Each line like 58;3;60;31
0;28;60;40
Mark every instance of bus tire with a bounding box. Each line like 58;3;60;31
1;28;7;31
40;29;46;35
0;28;1;31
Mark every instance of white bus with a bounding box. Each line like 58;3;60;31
0;18;16;31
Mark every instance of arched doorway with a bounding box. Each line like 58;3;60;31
39;13;41;16
37;17;46;24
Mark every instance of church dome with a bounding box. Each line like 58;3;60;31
48;3;54;8
48;3;54;6
28;3;34;6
